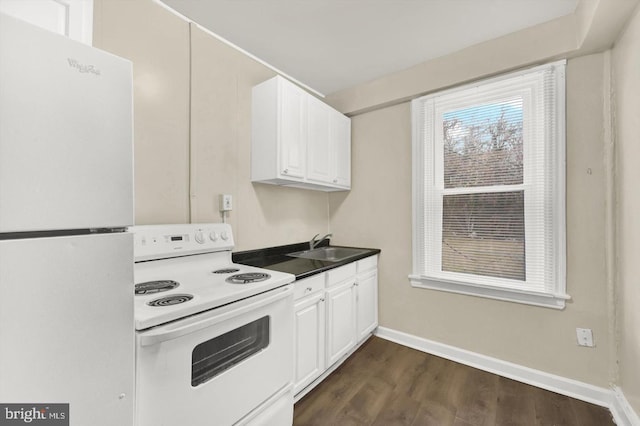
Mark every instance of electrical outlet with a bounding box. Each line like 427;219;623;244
576;328;594;347
219;194;232;211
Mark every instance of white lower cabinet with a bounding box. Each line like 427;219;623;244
293;290;325;395
356;266;378;341
325;277;357;366
293;255;378;399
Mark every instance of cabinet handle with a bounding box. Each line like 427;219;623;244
320;298;325;302
354;282;359;287
333;179;338;183
305;287;312;293
283;169;289;174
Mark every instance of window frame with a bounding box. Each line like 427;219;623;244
410;61;569;309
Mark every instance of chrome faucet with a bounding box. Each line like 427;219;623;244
309;233;332;250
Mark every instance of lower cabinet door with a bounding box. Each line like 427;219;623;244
325;279;357;366
356;270;378;341
294;292;325;394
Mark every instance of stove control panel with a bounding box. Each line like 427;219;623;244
130;223;234;261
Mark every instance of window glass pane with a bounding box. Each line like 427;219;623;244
442;191;525;281
443;99;523;188
191;316;270;387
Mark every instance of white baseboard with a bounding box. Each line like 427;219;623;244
375;326;639;426
611;387;640;426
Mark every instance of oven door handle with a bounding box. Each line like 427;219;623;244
139;284;293;347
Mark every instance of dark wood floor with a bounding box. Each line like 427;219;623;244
294;337;614;426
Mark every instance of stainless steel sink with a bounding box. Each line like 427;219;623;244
287;247;368;262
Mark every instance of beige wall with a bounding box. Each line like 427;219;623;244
613;4;640;413
93;0;329;248
329;53;614;387
93;0;191;224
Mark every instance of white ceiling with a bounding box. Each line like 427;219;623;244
159;0;579;96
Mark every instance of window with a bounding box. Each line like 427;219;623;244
410;61;568;309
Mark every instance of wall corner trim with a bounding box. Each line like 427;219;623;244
374;326;639;426
611;386;640;426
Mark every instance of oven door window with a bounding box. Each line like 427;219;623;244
191;316;270;387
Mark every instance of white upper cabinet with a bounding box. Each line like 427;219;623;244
252;76;351;191
0;0;93;45
279;80;307;180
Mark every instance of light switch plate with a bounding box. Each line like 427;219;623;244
219;194;232;211
576;328;594;347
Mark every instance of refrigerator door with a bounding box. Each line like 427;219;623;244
0;14;133;232
0;233;134;426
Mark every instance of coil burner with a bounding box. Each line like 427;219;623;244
225;272;271;284
135;280;179;295
213;268;240;274
147;294;194;307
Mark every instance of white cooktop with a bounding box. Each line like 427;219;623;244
131;224;295;331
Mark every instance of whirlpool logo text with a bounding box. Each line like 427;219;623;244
67;58;100;76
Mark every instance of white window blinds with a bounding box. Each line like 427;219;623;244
411;61;568;309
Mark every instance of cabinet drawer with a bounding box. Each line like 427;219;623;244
326;263;356;287
357;255;377;274
294;273;325;300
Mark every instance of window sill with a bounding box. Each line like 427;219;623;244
409;275;570;309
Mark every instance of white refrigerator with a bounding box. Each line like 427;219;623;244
0;13;134;425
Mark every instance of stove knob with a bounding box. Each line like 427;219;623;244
195;231;205;244
220;231;229;241
209;231;218;242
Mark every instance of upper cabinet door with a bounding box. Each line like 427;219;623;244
331;113;351;188
278;80;307;180
0;0;93;45
306;96;332;184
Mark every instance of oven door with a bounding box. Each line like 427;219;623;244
135;285;294;426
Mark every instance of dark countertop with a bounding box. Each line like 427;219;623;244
232;240;381;280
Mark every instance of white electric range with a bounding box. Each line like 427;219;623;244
131;223;295;426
